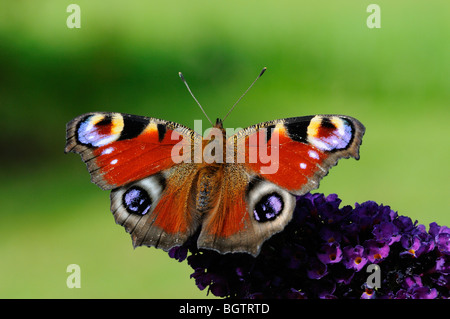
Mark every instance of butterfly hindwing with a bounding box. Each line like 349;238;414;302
197;166;296;256
110;163;202;251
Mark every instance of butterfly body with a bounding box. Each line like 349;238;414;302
66;112;364;256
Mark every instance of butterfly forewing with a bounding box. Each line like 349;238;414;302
232;115;365;195
65;112;201;190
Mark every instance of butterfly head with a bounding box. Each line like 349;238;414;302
204;118;225;140
214;118;224;129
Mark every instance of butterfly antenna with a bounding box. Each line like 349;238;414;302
222;67;267;122
179;72;213;126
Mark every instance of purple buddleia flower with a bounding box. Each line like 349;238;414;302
400;275;439;299
410;287;439;299
307;258;328;280
436;256;450;274
372;221;401;245
361;283;376;299
343;245;367;271
435;228;450;255
366;239;390;263
317;242;343;264
320;227;342;244
167;193;450;299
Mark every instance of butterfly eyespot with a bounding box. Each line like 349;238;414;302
307;116;354;152
253;193;284;223
122;186;152;215
76;114;124;147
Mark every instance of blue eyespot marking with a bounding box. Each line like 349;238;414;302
254;193;284;222
123;186;152;215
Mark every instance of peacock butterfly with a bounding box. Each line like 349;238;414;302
65;69;365;256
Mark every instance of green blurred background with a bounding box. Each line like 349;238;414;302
0;0;448;298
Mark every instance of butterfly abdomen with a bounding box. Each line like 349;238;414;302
193;165;222;214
